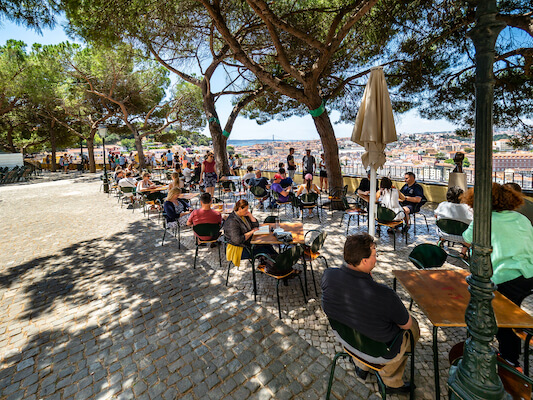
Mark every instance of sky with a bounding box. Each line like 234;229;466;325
0;19;460;141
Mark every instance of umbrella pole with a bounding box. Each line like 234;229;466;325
368;167;377;237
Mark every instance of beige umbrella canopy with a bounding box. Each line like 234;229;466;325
351;67;398;236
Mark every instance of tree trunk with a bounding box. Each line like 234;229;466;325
201;79;230;176
132;126;146;170
86;134;96;173
50;130;57;172
311;110;344;209
6;125;15;152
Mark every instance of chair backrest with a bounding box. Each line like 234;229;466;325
264;216;279;224
193;223;221;240
250;186;267;198
414;196;428;213
222;181;235;191
274;245;303;270
436;218;469;236
328;318;402;358
377;205;397;222
408;243;448;270
310;231;327;253
300;193;318;204
121;186;135;194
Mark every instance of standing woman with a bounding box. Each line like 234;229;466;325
319;153;328;193
200;152;218;197
296;173;321;197
63;153;70;173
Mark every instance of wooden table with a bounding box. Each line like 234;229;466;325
393;269;533;399
249;222;305;299
139;185;168;193
177;193;199;201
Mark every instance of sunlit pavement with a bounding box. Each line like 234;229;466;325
0;173;530;399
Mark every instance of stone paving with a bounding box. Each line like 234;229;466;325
0;172;531;400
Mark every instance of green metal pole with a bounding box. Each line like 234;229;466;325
447;0;507;399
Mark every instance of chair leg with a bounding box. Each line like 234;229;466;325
218;242;222;269
326;353;349;400
177;224;181;250
393;277;397;291
297;274;307;303
346;215;351;235
409;332;415;400
409;298;414;310
193;244;199;269
276;279;282;319
162;227;167;246
339;213;344;227
525;332;532;376
226;261;232;286
375;372;387;400
318;255;329;270
308;260;317;297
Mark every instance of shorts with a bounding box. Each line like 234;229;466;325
319;170;327;178
167;160;173;167
402;204;415;214
204;172;217;188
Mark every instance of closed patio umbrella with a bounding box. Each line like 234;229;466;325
351;66;398;236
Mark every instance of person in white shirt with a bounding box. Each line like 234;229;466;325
118;171;137;188
242;166;256;188
434;186;473;225
375;177;406;221
182;162;193;184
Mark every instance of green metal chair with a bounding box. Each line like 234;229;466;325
119;186;139;212
339;195;367;234
302;229;328;296
161;211;182;249
411;198;429;233
271;191;294;218
249;185;269;211
376;205;406;251
220;180;236;201
436;218;470;258
298;193;321;222
326;318;415;400
192;223;222;270
254;246;307;318
394;243;448;309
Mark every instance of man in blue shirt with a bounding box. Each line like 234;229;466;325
166;149;173;168
278;168;293;189
399;172;425;228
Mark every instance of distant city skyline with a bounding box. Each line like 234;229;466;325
0;20;460;141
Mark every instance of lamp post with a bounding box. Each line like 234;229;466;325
447;0;507;399
98;125;109;193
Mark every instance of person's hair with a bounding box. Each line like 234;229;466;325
235;199;249;211
166;187;181;201
200;192;212;204
255;170;261;176
446;186;464;204
305;174;312;191
504;182;522;193
463;182;524;211
171;172;180;183
125;171;132;177
279;167;286;174
187;162;191;168
247;165;253;172
142;171;151;178
289;147;294;152
380;177;392;190
235;154;239;158
115;166;122;172
344;233;374;267
278;162;284;168
405;171;415;179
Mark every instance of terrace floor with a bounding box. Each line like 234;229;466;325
0;172;530;400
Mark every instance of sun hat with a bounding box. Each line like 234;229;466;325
305;173;313;180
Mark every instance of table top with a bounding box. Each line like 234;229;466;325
139;185;168;193
220;176;241;181
393;269;533;328
251;222;305;245
177;193;199;200
212;203;234;214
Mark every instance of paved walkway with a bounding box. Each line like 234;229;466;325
0;173;530;400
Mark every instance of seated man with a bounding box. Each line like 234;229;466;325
271;173;293;204
399;172;426;227
118;171;137;188
321;233;419;394
187;193;222;241
248;170;270;208
278;168;293;189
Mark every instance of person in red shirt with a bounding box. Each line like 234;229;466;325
187;193;222;240
200;152;217;197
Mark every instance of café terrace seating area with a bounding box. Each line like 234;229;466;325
1;170;532;400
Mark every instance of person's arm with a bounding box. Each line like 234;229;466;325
398;314;413;330
398;191;406;201
296;185;303;197
200;163;205;182
186;211;194;226
404;185;423;203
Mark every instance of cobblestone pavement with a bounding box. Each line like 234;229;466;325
1;173;531;400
